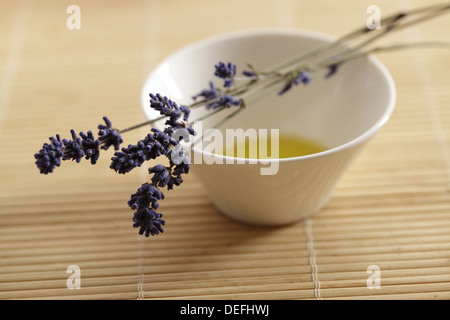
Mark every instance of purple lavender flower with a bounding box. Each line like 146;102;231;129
278;83;292;96
167;128;192;145
34;134;64;174
167;174;184;190
193;82;241;109
35;117;121;174
325;64;339;78
172;160;190;176
62;129;85;163
167;151;191;190
192;81;220;102
206;94;242;110
163;121;196;139
279;70;312;95
79;130;100;165
128;182;164;210
192;82;242;111
98;116;123;151
179;105;190;122
133;208;165;237
148;152;191;190
150;93;179;119
146;129;174;158
110;143;146;174
214;62;237;87
110;128;174;174
151;128;173;147
242;70;257;77
108;98;194;175
149;93;196;146
150;94;181;125
128;183;166;237
148;164;171;188
294;71;312;85
149;93;167;112
149;93;194;137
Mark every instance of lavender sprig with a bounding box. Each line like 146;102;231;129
35;116;122;174
148;158;190;191
34;3;450;238
192;81;220;102
214;61;237;87
278;70;312;96
205;94;243;110
110;129;175;174
113;94;195;236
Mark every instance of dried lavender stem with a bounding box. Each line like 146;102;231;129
268;3;450;74
119;3;450;137
313;41;450;70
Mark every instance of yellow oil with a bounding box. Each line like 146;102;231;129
223;134;327;159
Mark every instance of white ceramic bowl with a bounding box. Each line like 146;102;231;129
141;28;396;226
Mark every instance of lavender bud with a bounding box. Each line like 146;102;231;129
214;62;237;88
242;70;257;77
34;134;64;174
79;130;100;165
133;208;165;237
192;81;220;102
294;71;312;85
62;129;85;163
206;95;242;110
325;64;339;78
98;116;123;151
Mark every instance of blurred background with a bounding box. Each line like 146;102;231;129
0;0;449;300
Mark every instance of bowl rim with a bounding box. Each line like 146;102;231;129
140;27;397;164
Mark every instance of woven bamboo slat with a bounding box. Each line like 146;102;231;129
0;0;449;300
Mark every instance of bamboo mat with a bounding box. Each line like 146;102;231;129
0;0;449;300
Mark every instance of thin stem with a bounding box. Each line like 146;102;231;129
118;115;166;134
370;41;450;53
118;3;450;138
308;40;450;72
269;2;450;73
272;4;450;84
